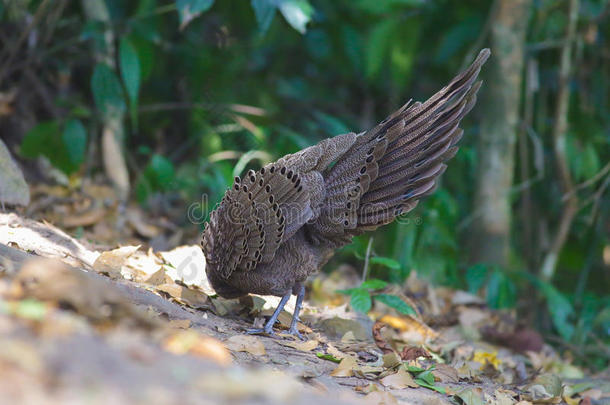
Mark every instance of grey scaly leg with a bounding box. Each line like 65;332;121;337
246;291;291;335
287;285;305;339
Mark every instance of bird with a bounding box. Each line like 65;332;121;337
201;49;490;338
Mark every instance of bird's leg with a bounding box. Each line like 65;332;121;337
287;284;305;340
246;291;291;335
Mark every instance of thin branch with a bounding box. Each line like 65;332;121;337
362;237;374;282
562;161;610;201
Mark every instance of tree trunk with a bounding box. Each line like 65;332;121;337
469;0;531;266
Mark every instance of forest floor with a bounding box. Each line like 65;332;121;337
0;183;609;405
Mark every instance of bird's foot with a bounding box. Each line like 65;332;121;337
285;326;305;340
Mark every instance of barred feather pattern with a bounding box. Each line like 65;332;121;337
310;48;490;245
202;49;490;298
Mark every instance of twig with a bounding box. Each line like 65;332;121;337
562;161;610;201
362;237;373;282
540;0;580;281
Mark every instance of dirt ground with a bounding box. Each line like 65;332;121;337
1;212;608;405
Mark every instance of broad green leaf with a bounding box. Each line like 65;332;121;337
486;270;516;309
370;256;401;270
149;154;175;189
538;280;575;340
91;63;126;118
251;0;276;33
466;263;489;294
176;0;215;28
336;287;359;296
375;294;416;315
341;24;363;74
405;364;425;373
20;121;82;175
119;38;141;130
417;370;435;385
278;0;312;34
350;288;372;313
365;18;398;78
360;279;387;290
414;378;445;394
62;119;88;170
21;121;60;159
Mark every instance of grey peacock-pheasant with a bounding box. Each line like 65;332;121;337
201;49;490;337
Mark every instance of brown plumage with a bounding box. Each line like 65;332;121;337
201;49;491;337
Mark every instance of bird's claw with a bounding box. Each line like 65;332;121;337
286;327;305;340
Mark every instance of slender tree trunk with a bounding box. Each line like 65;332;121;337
540;0;580;281
469;0;531;266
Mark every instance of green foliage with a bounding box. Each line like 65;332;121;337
136;154;176;203
21;120;88;175
337;278;416;315
91;64;126;118
119;38;141;130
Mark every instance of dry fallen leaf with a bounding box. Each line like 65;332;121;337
278;339;319;352
10;257;157;327
163;330;231;365
225;335;266;356
380;368;418;389
522;373;563;404
93;245;140;279
168;319;191;329
330;355;358;377
472;350;501;370
399;345;431;361
156;283;210;309
432;363;459;383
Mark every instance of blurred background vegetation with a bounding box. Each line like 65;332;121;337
0;0;608;369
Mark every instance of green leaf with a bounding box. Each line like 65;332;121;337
21;120;84;175
365;18;398;78
176;0;215;28
251;0;276;33
316;352;341;363
486;270;516;309
21;121;60;158
91;63;126;118
336;287;359;296
350;288;372;313
13;299;48;320
62;119;88;170
370;256;401;270
119;38;141;130
417;370;435;385
375;294;416;315
538;281;575;340
405;364;425;373
149;154;175;189
360;279;387;290
414;378;445;394
278;0;313;34
465;263;489;294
